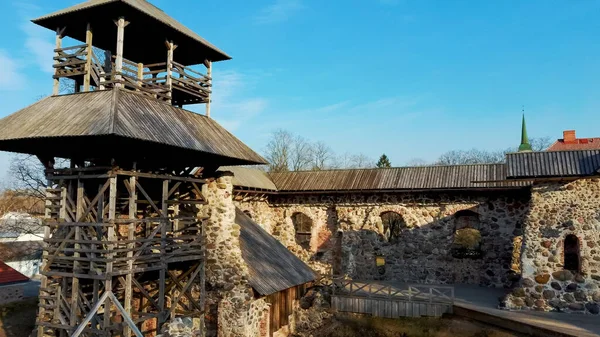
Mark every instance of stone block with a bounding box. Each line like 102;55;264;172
565;283;578;293
542;290;555;299
552;270;573;282
550;282;561;291
585;302;600;315
535;273;550;284
568;303;585;311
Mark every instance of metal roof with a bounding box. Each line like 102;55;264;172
219;166;277;191
0;90;267;167
506;150;600;178
268;164;528;192
32;0;230;65
237;208;315;295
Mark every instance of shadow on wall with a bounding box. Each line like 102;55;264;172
279;190;529;288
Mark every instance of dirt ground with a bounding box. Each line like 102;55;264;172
313;314;524;337
0;298;38;337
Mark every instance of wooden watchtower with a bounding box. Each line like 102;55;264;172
0;1;266;336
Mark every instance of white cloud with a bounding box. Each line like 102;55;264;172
254;0;304;24
0;50;24;90
210;70;269;132
15;2;55;74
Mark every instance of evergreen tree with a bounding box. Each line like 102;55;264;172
376;154;392;168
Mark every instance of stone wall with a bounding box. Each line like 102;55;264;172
202;172;256;337
0;283;24;305
237;190;529;287
504;178;600;314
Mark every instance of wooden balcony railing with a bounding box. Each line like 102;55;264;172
53;45;212;107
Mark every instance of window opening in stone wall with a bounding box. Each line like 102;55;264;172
243;210;253;219
292;212;312;250
564;234;580;273
380;212;406;242
451;210;482;259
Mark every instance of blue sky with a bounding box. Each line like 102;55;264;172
0;0;599;179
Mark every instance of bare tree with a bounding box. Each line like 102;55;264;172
264;129;294;173
311;142;334;170
289;135;312;171
9;155;49;202
530;136;553;151
406;158;429;166
349;154;374;169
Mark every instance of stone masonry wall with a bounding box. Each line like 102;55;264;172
237;190;529;287
504;179;600;314
202;172;257;337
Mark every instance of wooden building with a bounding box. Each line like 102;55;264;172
237;208;315;336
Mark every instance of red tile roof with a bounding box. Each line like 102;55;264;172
0;261;29;285
547;138;600;151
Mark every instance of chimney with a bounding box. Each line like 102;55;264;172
563;130;576;144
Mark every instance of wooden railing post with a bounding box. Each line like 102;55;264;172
53;27;66;96
83;23;93;92
137;63;144;92
205;60;212;117
114;17;129;88
165;41;177;104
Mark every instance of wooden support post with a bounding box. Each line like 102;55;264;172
70;179;84;328
123;174;137;337
104;176;117;329
159;179;168;325
165;41;177;104
114;18;129;88
53;27;66;96
205;60;212;117
137;63;144;91
83;23;93;92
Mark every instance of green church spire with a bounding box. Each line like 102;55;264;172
518;113;532;152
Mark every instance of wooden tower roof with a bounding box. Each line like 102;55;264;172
0;90;267;167
32;0;231;65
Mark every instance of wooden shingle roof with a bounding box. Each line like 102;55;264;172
32;0;230;65
0;90;266;167
506;150;600;178
268;164;528;192
237;208;315;295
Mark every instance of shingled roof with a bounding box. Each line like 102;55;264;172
506;150;600;178
32;0;230;65
237;208;315;295
0;90;267;167
268;164;528;192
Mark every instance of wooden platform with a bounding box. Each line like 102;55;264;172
331;279;454;318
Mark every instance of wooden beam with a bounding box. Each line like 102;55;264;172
205;60;212;117
114;18;129;88
123;175;136;337
159;179;168;325
136;63;144;91
104;176;117;329
83;23;93;92
165;41;177;104
52;27;66;95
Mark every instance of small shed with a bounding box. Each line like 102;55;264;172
237;208;316;336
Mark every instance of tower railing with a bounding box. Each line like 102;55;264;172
53;43;212;108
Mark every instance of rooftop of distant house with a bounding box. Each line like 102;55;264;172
547;130;600;151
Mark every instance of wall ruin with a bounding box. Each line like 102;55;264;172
236;190;529;287
505;178;600;314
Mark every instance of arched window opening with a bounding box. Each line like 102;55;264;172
451;210;482;259
380;212;406;242
564;235;580;273
243;210;253;219
292;212;312;250
455;210;480;230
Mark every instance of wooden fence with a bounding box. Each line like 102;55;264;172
331;279;454;318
